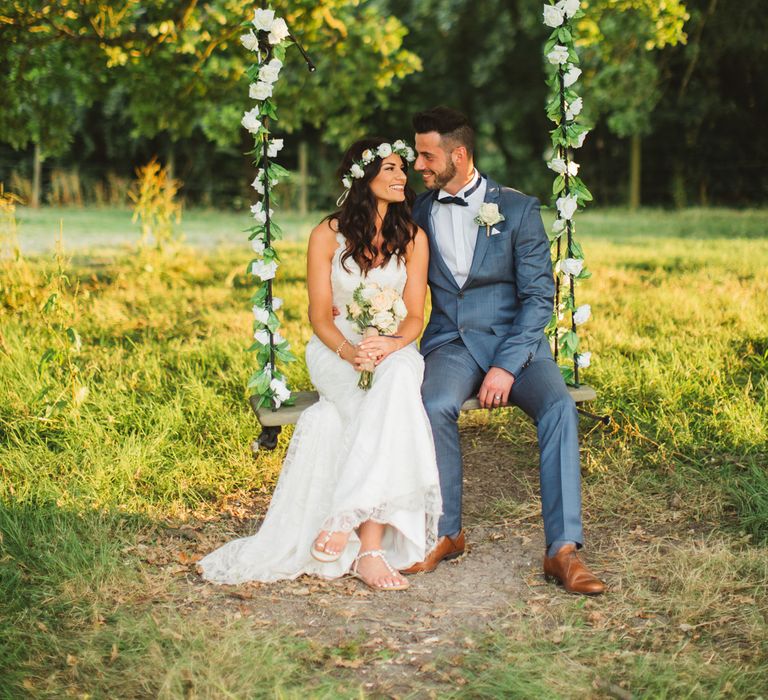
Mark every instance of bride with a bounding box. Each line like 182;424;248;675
199;138;442;591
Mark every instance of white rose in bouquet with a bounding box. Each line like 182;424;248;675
360;284;381;301
370;291;391;313
372;310;397;334
347;300;362;318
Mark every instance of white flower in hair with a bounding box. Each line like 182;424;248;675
249;81;273;101
259;58;283;84
377;143;393;158
253;8;275;32
240;32;259;52
543;4;564;27
342;176;352;189
268;18;290;45
241;108;261;134
392;139;406;151
350;163;365;179
362;149;375;163
267;139;284;158
405;147;415;161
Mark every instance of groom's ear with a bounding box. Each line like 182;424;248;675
451;145;469;165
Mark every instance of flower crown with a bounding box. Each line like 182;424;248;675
337;140;416;205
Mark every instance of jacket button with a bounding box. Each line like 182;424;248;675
458;291;464;299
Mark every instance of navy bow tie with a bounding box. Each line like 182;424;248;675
436;195;469;207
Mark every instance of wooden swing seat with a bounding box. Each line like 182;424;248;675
250;384;597;453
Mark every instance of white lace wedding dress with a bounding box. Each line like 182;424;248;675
199;233;442;584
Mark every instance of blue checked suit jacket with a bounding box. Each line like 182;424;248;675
413;176;555;378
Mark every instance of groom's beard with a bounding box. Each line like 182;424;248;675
429;160;457;190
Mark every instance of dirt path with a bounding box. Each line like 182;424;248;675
141;419;619;696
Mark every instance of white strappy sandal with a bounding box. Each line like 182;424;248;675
310;531;349;563
351;550;410;591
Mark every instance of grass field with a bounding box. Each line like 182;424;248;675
1;206;767;697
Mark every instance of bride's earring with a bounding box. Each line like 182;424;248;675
336;189;350;207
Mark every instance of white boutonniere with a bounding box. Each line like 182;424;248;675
475;202;505;237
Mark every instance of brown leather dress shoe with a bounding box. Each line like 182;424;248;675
543;544;606;595
401;530;465;574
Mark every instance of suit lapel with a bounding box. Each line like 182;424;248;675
462;176;501;289
421;194;460;290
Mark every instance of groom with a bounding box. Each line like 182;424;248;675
402;107;605;595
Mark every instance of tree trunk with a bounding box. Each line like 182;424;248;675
628;134;641;210
298;140;309;216
31;142;43;209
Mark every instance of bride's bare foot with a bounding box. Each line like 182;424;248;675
352;550;409;591
311;530;351;562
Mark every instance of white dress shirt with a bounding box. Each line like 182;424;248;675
430;169;487;288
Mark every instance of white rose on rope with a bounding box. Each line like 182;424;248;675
556;193;579;220
240;32;259;52
548;158;580;176
566;97;583;121
253;306;270;324
268;18;290;45
543;4;564;28
250;201;274;224
251;259;278;281
573;304;591;326
259;58;283;84
563;65;582;88
575;351;591;368
556;0;580;18
249;81;274;101
267;139;284;158
241;108;262;134
547;44;569;65
251;238;265;254
561;257;584;276
253;9;275;32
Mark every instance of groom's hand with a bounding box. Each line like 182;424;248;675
478;367;515;409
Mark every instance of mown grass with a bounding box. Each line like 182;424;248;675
1;206;767;697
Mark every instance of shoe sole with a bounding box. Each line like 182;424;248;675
310;547;343;563
402;549;465;575
544;573;605;596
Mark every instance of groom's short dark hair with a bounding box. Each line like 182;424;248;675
412;107;475;157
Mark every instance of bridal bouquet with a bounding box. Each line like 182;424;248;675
346;282;408;389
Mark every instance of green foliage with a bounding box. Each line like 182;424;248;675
578;0;690;138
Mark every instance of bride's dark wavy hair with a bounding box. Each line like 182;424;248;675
325;137;417;274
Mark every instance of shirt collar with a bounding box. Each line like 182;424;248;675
437;169;482;202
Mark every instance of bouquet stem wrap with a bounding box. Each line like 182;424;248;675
358;327;379;390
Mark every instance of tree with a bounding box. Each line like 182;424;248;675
577;0;689;208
